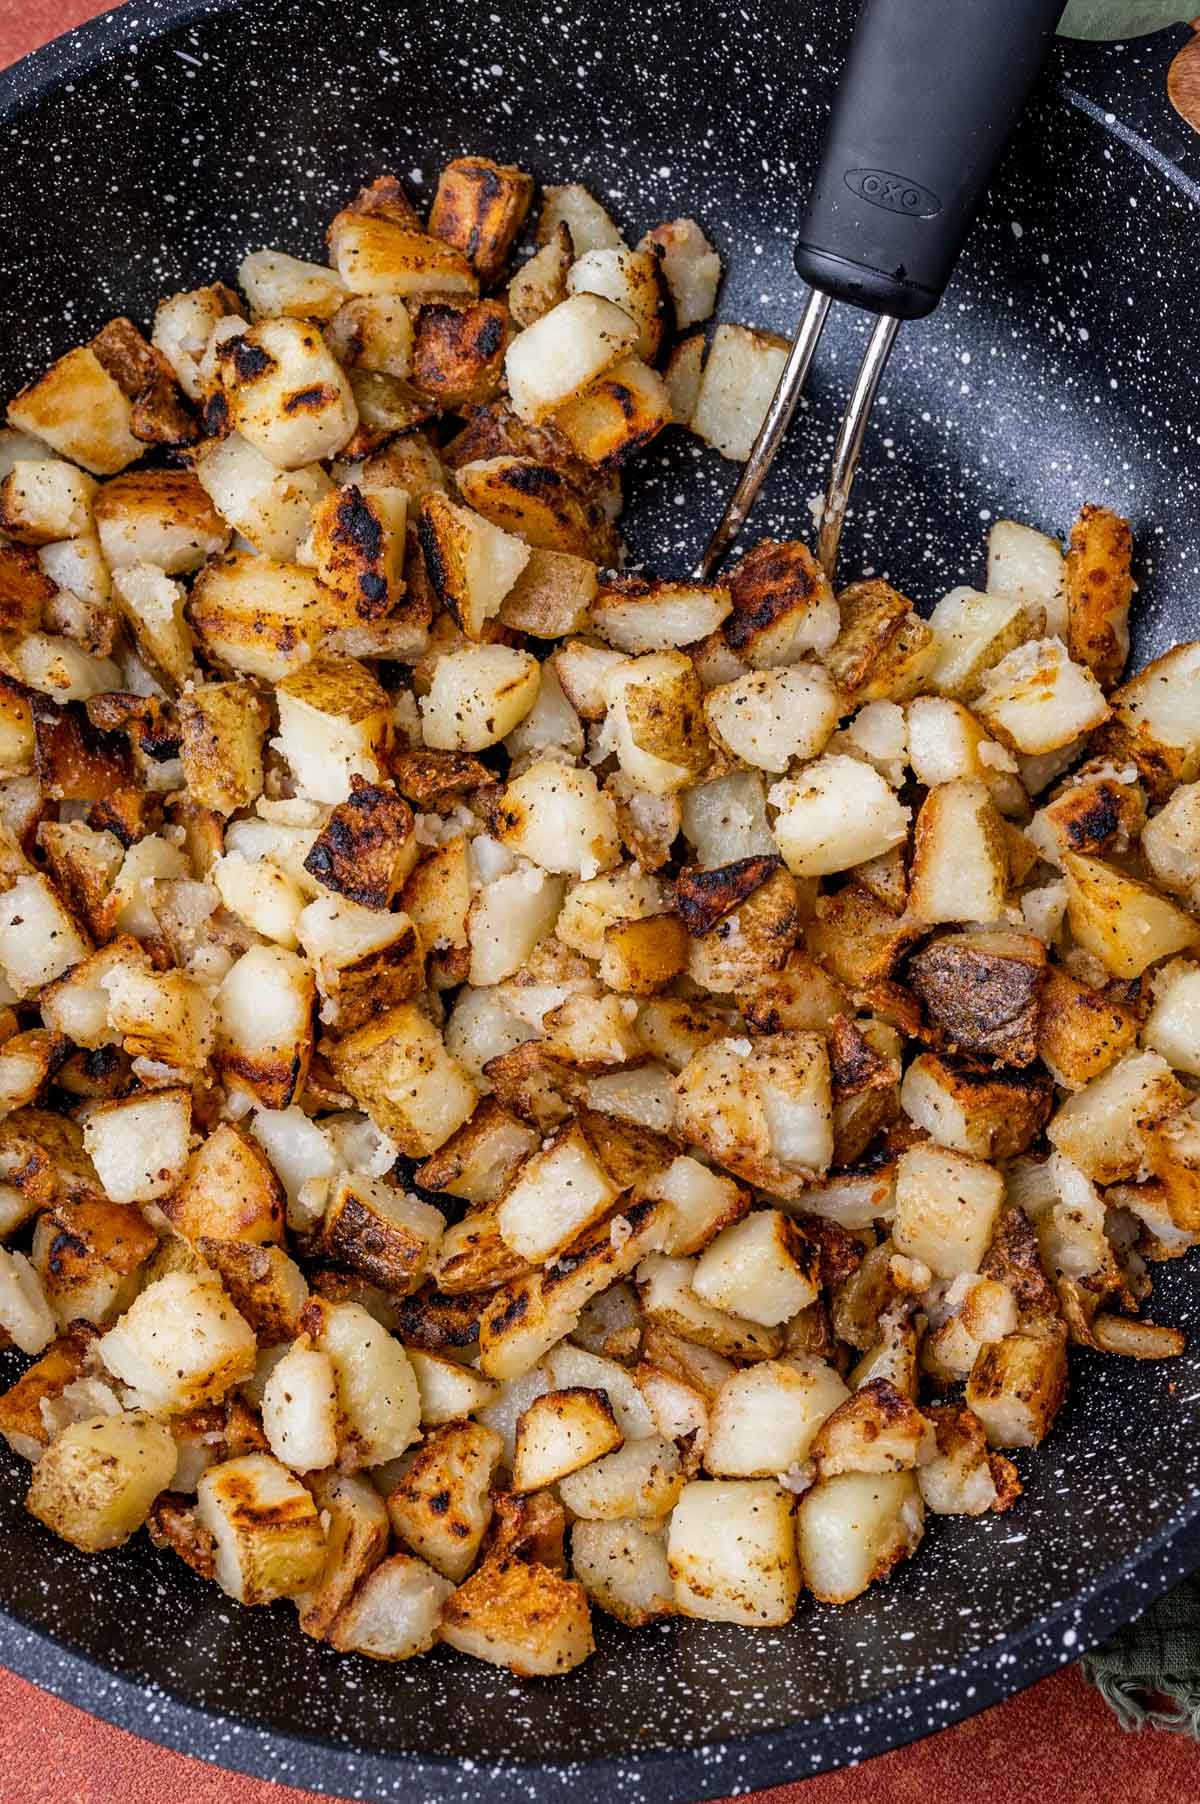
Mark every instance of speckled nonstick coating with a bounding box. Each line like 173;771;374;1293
1;2;1199;1798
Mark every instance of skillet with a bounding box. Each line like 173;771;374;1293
1;1;1200;1797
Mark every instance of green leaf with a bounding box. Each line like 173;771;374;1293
1058;1;1190;39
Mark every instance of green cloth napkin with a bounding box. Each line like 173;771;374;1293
1081;1574;1200;1735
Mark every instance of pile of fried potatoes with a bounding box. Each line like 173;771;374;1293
0;154;1196;1675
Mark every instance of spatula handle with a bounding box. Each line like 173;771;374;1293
795;0;1065;320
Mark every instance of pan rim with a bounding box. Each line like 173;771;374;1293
2;1;1199;1795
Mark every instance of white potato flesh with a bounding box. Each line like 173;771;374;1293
261;1343;340;1473
196;1453;326;1605
467;866;565;987
769;755;909;878
83;1088;193;1203
505;294;638;423
496;758;621;876
667;1479;799;1624
98;1272;256;1412
690;325;789;462
893;1144;1005;1279
238;249;348;320
692;1212;818;1327
974;637;1110;754
1143;960;1200;1077
571;1516;675;1625
558;1433;683;1521
311;1299;421;1469
705;665;841;773
421;646;541;752
987;519;1067;638
0;874;90;997
0;1249;57;1355
681;769;776;867
328;1552;453;1659
796;1470;924;1603
704;1358;849;1478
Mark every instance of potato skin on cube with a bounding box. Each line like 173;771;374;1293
196;1452;326;1605
27;1411;178;1552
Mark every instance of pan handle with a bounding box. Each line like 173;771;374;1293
794;0;1066;321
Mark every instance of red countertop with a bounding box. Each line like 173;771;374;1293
1;3;1198;1798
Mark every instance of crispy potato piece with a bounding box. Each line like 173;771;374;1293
303;780;416;911
428;157;534;286
413;300;510;408
908;929;1047;1066
1065;504;1132;689
440;1554;594;1675
1036;965;1140;1090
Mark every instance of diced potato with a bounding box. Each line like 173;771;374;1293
386;1419;502;1581
83;1087;192;1203
907;780;1009;925
680;769;776;868
592;578;731;657
328;1004;477;1156
499;548;597;638
197;1241;308;1344
508;226;573;329
553;357;671;466
637;1253;782;1360
189;551;330;682
667;1479;799;1624
307;482;407;623
1065;503;1132;689
567;247;666;361
513;1387;623;1491
558;1433;682;1522
319;1172;444;1293
987;519;1067;638
639;218;722;328
27;1411;177;1551
99;1271;256;1412
239;249;348;320
1063;852;1200;979
0;873;90;998
217;318;358;468
273;655;391;805
8;346;144;476
407;1348;498;1425
506;295;639;424
602;651;711;797
1142;783;1200;911
421;645;540;752
571;1516;675;1625
1046;1050;1186;1184
261;1341;339;1473
796;1470;923;1603
296;1469;390;1639
675;1033;833;1198
0;1249;58;1354
652;1156;749;1256
418;491;530;638
428;155;534;284
215;853;305;949
811;1379;935;1477
900;1053;1053;1161
1143;959;1200;1077
692;1211;819;1328
1100;640;1200;803
704;1357;849;1478
974;637;1110;754
664;334;705;426
304;1296;420;1469
965;1330;1068;1448
539;183;624;254
440;1554;594;1675
893;1144;1004;1279
214;945;315;1111
705;665;841;773
690;324;789;462
328;1551;453;1659
0;459;96;546
454;456;619;563
196;1452;325;1604
496;1121;620;1262
329;210;478;299
495;756;620;875
769;756;909;878
191;433;333;561
1037;965;1139;1090
927;587;1043;701
468;866;566;987
103;961;215;1073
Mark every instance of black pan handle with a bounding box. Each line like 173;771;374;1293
795;0;1066;320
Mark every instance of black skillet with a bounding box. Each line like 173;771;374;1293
1;2;1200;1799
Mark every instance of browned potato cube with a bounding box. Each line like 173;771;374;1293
512;1386;623;1492
908;929;1047;1067
966;1329;1068;1449
196;1452;326;1604
386;1418;502;1581
1036;966;1140;1090
327;1003;477;1156
31;1196;158;1328
177;681;269;816
196;1240;308;1343
27;1411;178;1551
1065;503;1132;689
439;1554;594;1675
428;157;534;286
7;347;144;476
165;1123;285;1247
413;300;510;408
318;1172;444;1293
